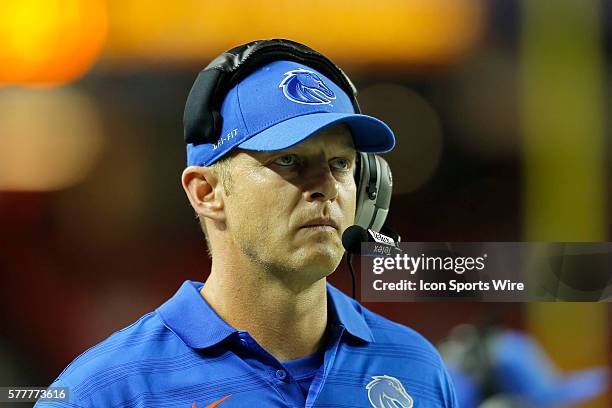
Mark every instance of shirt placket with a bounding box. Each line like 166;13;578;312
305;323;345;408
235;331;308;407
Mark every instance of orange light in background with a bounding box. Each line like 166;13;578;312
0;87;105;191
0;0;108;86
104;0;484;66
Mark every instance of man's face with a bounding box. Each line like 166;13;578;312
222;124;356;286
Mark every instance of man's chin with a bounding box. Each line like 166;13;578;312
298;246;343;274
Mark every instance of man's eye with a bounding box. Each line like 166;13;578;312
273;155;298;166
330;158;351;171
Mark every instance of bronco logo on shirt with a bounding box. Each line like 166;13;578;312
366;375;413;408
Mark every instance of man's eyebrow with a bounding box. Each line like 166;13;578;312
330;146;357;158
289;144;357;156
253;142;356;159
336;146;357;155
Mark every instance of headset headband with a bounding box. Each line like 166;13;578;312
183;39;361;145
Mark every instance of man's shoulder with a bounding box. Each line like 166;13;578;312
38;311;185;407
57;311;172;379
340;293;448;371
361;305;440;354
330;285;440;359
329;290;458;407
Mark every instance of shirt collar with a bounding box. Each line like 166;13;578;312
326;282;374;343
156;280;237;349
156;280;374;350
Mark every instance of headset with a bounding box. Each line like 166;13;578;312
183;38;393;232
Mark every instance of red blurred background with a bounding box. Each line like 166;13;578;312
0;1;610;406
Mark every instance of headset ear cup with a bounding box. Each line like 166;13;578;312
184;69;224;144
372;155;392;231
354;153;392;232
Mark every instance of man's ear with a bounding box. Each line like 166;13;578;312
181;166;226;224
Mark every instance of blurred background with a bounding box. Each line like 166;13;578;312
0;0;610;407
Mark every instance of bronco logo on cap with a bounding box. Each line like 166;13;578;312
279;69;336;105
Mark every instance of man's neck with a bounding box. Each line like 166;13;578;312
200;258;330;362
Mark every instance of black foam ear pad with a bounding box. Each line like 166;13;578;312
183;69;223;144
365;153;378;200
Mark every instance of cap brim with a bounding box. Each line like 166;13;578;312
237;112;395;153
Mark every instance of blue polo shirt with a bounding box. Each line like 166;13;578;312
36;280;457;407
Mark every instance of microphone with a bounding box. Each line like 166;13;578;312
342;225;401;299
342;225;401;255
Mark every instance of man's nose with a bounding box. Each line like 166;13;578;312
303;165;339;202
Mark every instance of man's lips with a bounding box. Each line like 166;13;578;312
300;218;339;230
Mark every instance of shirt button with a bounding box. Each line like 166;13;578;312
275;369;287;381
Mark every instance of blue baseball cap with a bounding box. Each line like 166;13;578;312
186;60;395;166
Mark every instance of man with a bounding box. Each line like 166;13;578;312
37;46;457;408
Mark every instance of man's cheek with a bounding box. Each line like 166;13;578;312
341;189;357;223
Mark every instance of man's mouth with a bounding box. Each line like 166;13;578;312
300;218;339;230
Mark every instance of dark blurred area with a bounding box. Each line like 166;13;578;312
0;0;611;407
